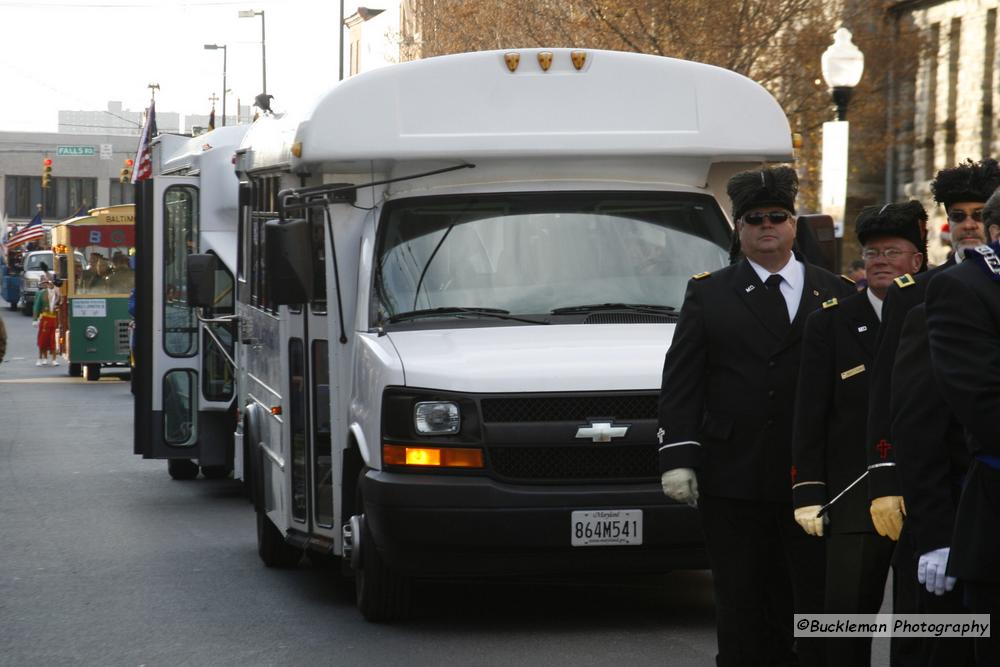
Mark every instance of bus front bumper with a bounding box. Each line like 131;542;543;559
360;469;707;577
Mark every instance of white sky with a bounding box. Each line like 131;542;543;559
0;0;360;132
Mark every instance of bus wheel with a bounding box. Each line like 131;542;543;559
68;362;82;377
201;465;232;480
83;364;101;381
167;458;199;480
355;514;411;622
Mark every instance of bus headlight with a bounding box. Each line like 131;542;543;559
414;401;460;435
85;325;99;340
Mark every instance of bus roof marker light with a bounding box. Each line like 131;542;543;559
504;52;520;72
538;51;553;71
291;141;302;158
571;50;587;70
270;406;282;415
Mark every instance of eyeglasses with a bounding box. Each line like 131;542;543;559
948;209;984;223
861;248;917;260
742;211;791;225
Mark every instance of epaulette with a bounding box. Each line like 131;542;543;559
840;274;855;285
822;298;839;310
894;273;916;289
967;244;1000;282
692;271;711;280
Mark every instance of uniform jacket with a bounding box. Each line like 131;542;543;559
792;289;880;533
658;256;852;502
865;258;953;499
890;303;970;556
926;247;1000;582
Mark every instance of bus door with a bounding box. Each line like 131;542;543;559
285;206;334;539
134;176;203;461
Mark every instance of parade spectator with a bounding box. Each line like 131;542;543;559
846;259;867;290
0;313;6;364
657;166;852;666
32;274;60;366
792;202;925;666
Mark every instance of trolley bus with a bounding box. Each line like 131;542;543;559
51;205;134;380
132;125;250;479
184;49;795;620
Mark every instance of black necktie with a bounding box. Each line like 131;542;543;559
765;274;790;327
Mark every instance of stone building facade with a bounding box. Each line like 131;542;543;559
890;0;1000;263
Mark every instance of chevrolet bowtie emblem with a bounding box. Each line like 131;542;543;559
576;420;630;443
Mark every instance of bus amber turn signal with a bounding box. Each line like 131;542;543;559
383;444;484;469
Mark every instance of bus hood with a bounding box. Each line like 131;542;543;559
386;324;674;393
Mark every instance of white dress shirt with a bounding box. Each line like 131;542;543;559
747;254;805;322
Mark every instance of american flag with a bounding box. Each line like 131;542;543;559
132;99;157;183
6;211;44;249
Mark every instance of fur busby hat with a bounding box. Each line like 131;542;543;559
727;166;798;221
855;201;927;255
931;158;1000;209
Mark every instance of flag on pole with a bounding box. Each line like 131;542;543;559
132;99;157;183
208;107;216;131
0;213;9;257
7;211;44;249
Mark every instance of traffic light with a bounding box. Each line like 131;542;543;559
119;158;134;184
42;158;53;188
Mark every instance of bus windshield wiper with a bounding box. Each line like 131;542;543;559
550;302;677;315
386;307;549;325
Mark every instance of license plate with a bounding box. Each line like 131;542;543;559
571;509;643;546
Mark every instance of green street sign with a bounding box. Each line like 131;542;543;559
56;145;97;156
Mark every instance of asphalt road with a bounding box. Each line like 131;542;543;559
0;307;721;667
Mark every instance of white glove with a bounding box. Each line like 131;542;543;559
32;320;38;327
917;547;957;596
661;468;698;508
794;505;826;537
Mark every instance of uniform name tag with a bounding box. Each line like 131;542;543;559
840;364;866;380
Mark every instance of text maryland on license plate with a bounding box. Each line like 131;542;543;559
571;509;643;546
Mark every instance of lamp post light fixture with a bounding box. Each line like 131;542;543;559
819;27;865;259
239;9;267;96
203;43;228;126
821;27;865;121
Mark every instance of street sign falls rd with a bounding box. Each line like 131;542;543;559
57;145;96;157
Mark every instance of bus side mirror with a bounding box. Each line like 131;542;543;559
187;254;217;308
265;218;314;306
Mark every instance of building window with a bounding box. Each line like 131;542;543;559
923;23;941;180
109;180;135;206
4;176;96;219
945;18;961;168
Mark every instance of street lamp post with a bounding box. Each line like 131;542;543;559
820;27;865;268
203;44;228;126
239;9;266;95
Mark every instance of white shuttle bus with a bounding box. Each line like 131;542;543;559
190;49;793;620
133;124;251;480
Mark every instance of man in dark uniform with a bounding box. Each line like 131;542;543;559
863;159;998;664
926;241;1000;666
791;202;925;666
658;166;852;667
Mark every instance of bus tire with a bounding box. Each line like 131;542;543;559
355;514;411;622
83;364;101;381
167;458;199;480
68;362;82;377
201;465;231;480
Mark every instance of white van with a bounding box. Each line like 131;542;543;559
188;48;794;620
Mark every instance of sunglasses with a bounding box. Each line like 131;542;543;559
948;209;984;223
742;211;791;225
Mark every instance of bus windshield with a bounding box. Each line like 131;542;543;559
77;247;134;295
373;191;730;325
